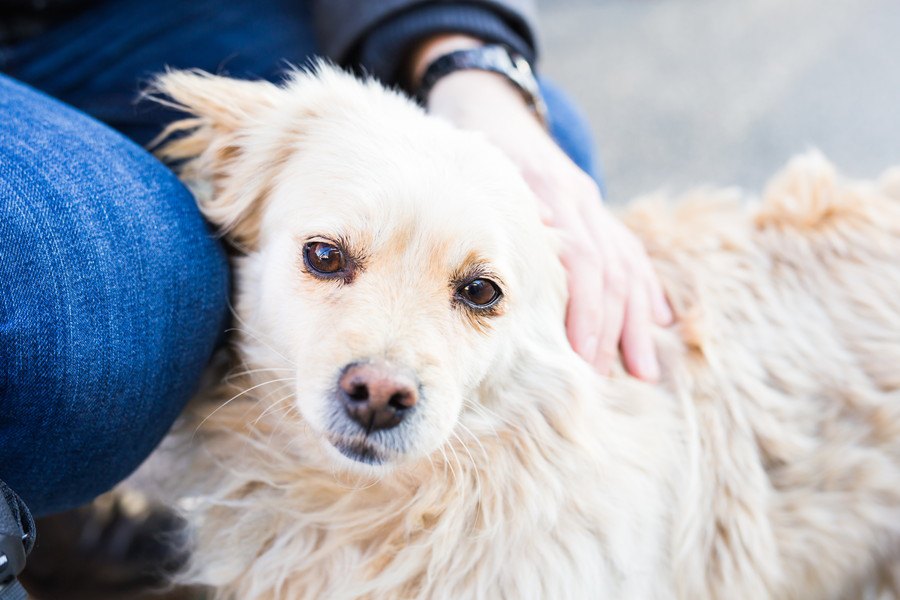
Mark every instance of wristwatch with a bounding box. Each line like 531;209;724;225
415;44;549;127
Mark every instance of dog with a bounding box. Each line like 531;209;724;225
139;64;900;599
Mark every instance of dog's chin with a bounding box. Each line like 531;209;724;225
334;438;387;466
325;435;397;470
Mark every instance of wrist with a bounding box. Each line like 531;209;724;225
407;34;484;90
428;69;533;118
410;42;548;128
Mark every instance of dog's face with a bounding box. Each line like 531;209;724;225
157;67;568;470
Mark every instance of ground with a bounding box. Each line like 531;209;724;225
538;0;900;202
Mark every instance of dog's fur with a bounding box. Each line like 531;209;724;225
141;65;900;599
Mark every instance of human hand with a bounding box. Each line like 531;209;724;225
409;37;673;380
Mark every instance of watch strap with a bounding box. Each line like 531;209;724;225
415;44;548;127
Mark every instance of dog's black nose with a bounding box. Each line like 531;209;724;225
338;363;418;432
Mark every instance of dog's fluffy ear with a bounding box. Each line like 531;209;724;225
148;70;287;249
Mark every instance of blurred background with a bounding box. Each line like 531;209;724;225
538;0;900;202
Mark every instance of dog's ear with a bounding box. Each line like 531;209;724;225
148;70;287;250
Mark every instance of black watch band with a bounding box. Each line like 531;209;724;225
415;44;548;127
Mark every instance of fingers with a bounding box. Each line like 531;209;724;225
593;236;627;375
621;281;660;381
528;158;672;380
648;275;674;326
614;226;667;315
609;227;667;380
568;199;667;379
559;230;606;366
563;267;602;365
553;188;627;374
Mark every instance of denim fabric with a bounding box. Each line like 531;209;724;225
1;0;599;179
0;0;598;518
542;79;603;189
0;76;230;516
2;0;319;146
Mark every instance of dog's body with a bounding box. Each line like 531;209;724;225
142;67;900;599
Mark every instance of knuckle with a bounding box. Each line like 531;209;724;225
605;268;628;293
596;343;619;363
566;234;599;258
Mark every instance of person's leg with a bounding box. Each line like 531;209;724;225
3;0;317;146
0;74;229;516
3;0;603;193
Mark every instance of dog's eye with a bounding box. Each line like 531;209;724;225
457;278;502;308
304;241;346;276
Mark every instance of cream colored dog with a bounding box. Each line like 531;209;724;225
143;65;900;599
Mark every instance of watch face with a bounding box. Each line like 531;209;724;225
510;54;540;96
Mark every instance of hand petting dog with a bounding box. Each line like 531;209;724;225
411;35;673;381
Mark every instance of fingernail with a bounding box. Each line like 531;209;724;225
583;334;599;362
641;355;660;381
656;299;674;325
538;202;555;224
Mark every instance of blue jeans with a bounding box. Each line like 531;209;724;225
0;0;598;517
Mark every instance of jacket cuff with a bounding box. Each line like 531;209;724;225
352;3;537;90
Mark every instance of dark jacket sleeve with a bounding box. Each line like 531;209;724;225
310;0;538;88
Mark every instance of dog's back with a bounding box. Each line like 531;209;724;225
158;154;900;600
623;153;900;599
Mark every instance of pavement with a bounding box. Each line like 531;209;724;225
537;0;900;202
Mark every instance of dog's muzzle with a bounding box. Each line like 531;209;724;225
326;361;420;465
336;361;418;433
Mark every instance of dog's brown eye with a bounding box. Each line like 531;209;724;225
458;278;502;308
304;241;346;276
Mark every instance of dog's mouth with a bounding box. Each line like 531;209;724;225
329;436;387;465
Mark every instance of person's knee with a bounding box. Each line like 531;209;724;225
0;75;229;515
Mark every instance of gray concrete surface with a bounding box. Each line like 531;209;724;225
537;0;900;202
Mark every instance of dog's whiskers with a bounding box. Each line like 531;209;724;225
461;399;516;437
224;297;297;367
437;444;460;489
226;326;298;368
423;449;437;480
324;458;383;491
194;377;297;436
262;401;310;455
450;429;483;533
450;430;480;488
258;381;296;405
225;366;296;383
233;380;295;424
253;392;297;426
473;406;517;432
455;422;489;465
352;471;384;491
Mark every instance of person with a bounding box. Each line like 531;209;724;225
0;0;671;595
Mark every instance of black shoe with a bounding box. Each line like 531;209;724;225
19;493;204;600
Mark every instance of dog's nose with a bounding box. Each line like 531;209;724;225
338;362;418;432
